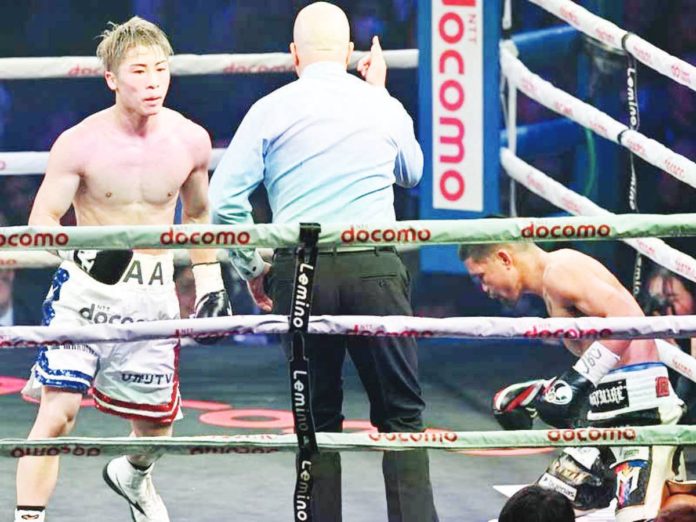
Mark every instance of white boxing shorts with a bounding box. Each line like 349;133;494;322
27;252;181;423
588;362;686;522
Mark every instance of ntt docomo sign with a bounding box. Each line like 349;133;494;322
432;0;483;211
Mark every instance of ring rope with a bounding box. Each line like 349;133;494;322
0;50;418;81
528;0;696;91
501;149;696;284
0;214;695;251
501;48;696;189
4;425;696;459
2;314;696;348
0;147;226;176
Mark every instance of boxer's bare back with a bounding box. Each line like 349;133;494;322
540;248;658;365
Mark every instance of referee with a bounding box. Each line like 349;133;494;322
209;3;438;521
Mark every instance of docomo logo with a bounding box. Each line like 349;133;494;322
435;0;478;204
559;6;580;26
547;427;637;443
674;259;696;279
589;118;610;138
520;76;538;97
368;432;458;444
0;160;6;170
631;44;654;66
594;27;617;47
160;228;251;246
0;232;69;248
553;100;574;118
189;446;279;455
67;64;103;77
222;63;294;74
340;226;432;244
664;157;686;180
559;196;581;215
521;222;612;239
525;174;547;196
0;338;74;349
11;445;101;458
347;324;434;338
624;137;647;157
634;239;656;257
671;63;693;84
524;325;612;340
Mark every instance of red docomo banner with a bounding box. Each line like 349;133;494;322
368;432;458;444
521;222;612;239
0;232;69;248
547;427;637;443
160;228;251;246
340;226;432;244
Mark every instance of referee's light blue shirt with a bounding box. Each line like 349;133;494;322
209;61;423;279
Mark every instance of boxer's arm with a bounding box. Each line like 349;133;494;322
180;124;216;266
181;125;231;318
29;130;82;227
30;130;132;284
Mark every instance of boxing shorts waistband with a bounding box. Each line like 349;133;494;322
587;362;682;421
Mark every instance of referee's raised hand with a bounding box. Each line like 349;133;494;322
357;36;387;88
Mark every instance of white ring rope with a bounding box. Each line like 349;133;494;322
501;149;696;284
0;148;226;176
0;214;695;252
528;0;696;91
501;47;696;189
0;50;419;81
3;425;696;459
2;314;696;348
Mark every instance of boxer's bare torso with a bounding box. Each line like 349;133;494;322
30;107;211;255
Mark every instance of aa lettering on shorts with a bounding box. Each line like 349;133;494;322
121;372;173;386
79;303;142;324
121;260;164;285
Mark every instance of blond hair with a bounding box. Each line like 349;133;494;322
96;16;173;72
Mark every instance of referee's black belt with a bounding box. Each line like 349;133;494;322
273;246;396;258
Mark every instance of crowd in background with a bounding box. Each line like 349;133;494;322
0;0;694;322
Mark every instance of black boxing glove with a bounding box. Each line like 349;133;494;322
536;341;620;429
535;369;592;429
192;263;232;318
493;379;548;430
58;249;133;285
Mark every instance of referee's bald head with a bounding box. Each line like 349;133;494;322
291;2;354;72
